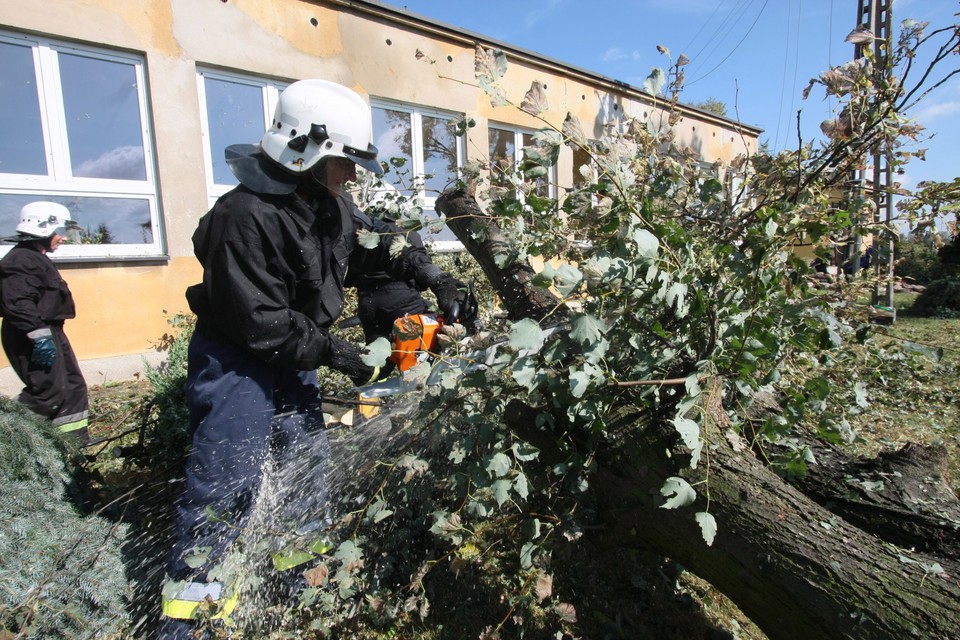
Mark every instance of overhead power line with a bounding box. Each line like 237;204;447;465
686;0;772;86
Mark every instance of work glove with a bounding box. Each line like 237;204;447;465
329;336;385;387
30;334;57;368
415;264;469;323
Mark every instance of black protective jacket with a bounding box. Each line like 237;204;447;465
0;243;76;334
185;186;431;370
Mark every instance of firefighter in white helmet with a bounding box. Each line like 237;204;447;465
0;202;89;442
160;79;470;639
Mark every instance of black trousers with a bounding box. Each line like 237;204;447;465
1;320;89;439
357;281;430;343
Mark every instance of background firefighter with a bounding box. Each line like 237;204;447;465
159;79;470;639
0;201;89;443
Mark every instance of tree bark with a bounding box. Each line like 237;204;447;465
438;189;960;640
436;189;562;323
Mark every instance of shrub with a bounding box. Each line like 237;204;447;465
896;235;943;284
138;313;194;468
910;277;960;318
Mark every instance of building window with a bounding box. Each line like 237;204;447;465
0;32;162;259
488;125;557;199
197;69;287;205
370;101;464;247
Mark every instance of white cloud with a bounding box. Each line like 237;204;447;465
375;124;407;161
603;47;642;62
74;145;145;180
911;100;960;123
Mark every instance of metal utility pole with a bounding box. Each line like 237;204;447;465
852;0;896;316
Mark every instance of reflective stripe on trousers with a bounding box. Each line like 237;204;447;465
161;580;240;621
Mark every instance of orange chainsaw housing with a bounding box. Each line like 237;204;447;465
389;313;442;372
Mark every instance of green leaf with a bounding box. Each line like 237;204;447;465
554;264;583;296
387;235;409;259
900;340;943;362
570;313;605;344
512;442;540;461
511;355;539;389
514;472;530;499
184;546;212;570
334;539;363;566
522;518;541;540
672;415;703;468
569;368;591;399
357;227;381;249
665;282;689;317
520;541;536;569
699;178;722;202
696;511;717;546
492;479;512;506
633;228;660;260
509;318;546;351
362;337;391;367
854;381;869;408
486;452;512;477
659;476;696;509
643;67;666;95
764;218;779;238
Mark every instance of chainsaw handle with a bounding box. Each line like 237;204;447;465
439;282;478;331
447;300;461;325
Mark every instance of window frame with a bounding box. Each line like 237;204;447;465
196;68;288;207
487;122;558;200
369;99;466;251
0;30;164;260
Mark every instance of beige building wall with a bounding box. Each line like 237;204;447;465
0;0;760;393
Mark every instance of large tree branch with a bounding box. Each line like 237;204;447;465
443;189;960;640
436;189;563;323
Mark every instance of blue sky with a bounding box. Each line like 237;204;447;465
381;0;960;196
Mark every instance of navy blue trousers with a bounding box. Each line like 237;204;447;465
166;332;330;586
1;320;89;439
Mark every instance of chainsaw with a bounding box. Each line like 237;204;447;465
352;285;479;417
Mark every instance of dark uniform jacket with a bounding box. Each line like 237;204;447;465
0;243;76;334
185;186;431;370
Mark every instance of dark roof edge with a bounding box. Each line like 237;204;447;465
320;0;764;136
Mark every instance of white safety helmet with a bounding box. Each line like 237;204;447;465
16;202;74;238
262;79;381;175
226;79;382;195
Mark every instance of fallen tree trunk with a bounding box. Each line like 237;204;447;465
438;189;960;640
745;391;960;558
437;189;564;323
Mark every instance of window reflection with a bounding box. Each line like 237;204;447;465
421;115;458;193
488;127;516;192
0;41;46;175
204;77;265;185
59;52;146;181
371;104;464;245
0;194;152;245
489;126;553;198
372;106;414;196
